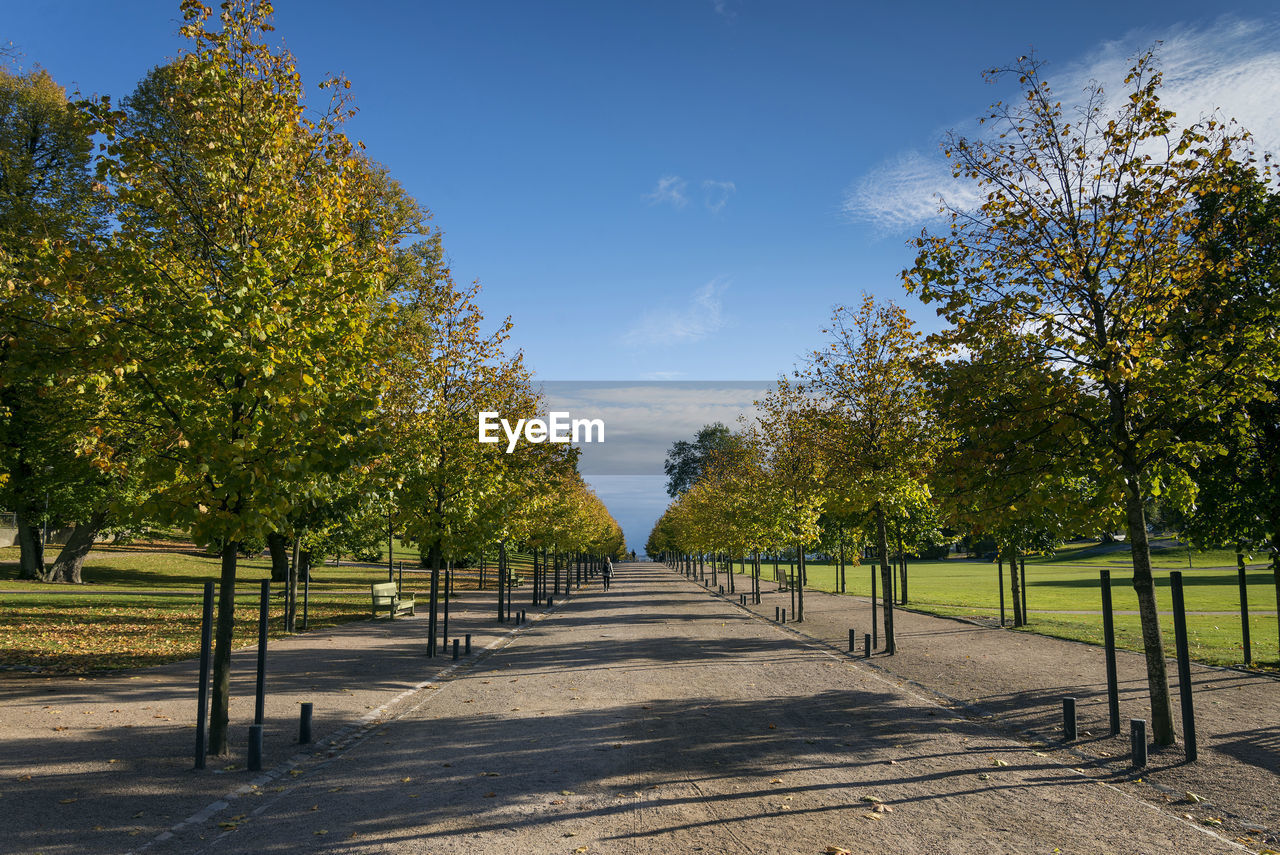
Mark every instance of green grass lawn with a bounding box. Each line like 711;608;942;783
759;552;1278;669
0;541;543;674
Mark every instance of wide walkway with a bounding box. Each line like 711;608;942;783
705;562;1280;843
34;563;1241;854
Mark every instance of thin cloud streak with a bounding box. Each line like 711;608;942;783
645;175;688;208
621;278;729;347
703;179;736;213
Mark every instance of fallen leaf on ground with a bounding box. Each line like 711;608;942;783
991;759;1009;767
484;792;496;798
825;847;851;854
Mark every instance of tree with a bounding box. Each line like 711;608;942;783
926;345;1119;625
802;295;938;652
1172;168;1280;658
754;380;825;621
663;422;735;497
906;51;1268;744
0;66;107;579
92;1;411;755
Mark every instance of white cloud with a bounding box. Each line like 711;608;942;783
621;278;729;347
1063;17;1280;156
842;151;980;232
711;0;736;19
845;15;1280;233
702;179;736;213
645;175;688;208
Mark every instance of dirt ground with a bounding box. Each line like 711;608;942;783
711;564;1280;849
5;562;1266;854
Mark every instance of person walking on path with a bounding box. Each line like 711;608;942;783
603;557;613;591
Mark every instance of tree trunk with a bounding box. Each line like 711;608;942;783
1009;544;1024;627
209;542;238;756
267;532;289;583
1122;471;1175;746
47;511;109;583
876;506;895;654
15;512;45;581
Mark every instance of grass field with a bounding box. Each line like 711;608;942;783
749;543;1278;669
0;542;545;674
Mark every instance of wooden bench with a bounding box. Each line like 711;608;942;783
371;582;414;619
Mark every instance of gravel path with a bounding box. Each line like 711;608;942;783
0;585;526;855
88;563;1249;855
706;563;1280;848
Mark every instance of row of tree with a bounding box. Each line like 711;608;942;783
649;51;1279;749
1;1;624;755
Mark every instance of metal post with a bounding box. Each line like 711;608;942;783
1100;570;1121;736
849;628;855;652
1131;718;1148;767
781;608;786;624
299;702;313;744
443;569;450;644
998;556;1005;627
195;581;214;770
864;633;871;659
453;638;459;660
254;579;269;725
302;566;309;631
871;564;877;650
1063;697;1077;741
247;723;263;772
465;634;471;655
1238;559;1252;666
1170;571;1198;761
1020;558;1027;623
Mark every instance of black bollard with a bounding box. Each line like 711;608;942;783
775;606;780;622
1020;558;1027;624
1238;561;1252;666
453;638;460;660
864;633;871;658
195;581;214;770
465;634;472;655
871;564;877;650
849;628;855;652
781;608;786;624
247;723;264;772
1131;718;1148;767
254;579;269;725
1100;571;1121;736
998;558;1005;627
1170;571;1198;761
548;596;554;607
1063;697;1077;741
299;702;313;744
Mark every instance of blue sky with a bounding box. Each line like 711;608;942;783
7;1;1280;549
